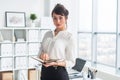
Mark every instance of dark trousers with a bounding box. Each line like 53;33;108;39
41;66;69;80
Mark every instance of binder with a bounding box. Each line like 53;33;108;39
28;43;40;55
1;43;13;56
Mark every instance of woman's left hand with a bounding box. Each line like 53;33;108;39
43;62;57;67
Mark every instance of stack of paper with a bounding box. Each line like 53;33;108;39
17;38;25;42
1;30;12;42
14;30;26;42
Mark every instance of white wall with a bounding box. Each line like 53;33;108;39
0;0;44;27
0;0;79;33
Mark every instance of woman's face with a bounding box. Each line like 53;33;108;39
52;13;67;29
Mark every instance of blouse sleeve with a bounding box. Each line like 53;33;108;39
65;35;77;68
37;31;50;57
37;39;44;58
37;44;43;58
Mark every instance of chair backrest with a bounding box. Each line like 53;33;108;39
72;58;86;72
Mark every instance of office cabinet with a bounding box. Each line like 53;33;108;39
0;27;51;80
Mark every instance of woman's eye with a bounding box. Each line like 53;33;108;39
53;18;57;20
59;17;63;20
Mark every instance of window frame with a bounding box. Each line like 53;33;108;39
78;0;120;74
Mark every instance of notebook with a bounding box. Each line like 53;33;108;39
31;57;64;64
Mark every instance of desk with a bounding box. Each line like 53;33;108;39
70;75;103;80
68;69;102;80
35;65;102;80
71;78;102;80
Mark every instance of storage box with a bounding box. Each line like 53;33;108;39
0;71;13;80
28;69;37;80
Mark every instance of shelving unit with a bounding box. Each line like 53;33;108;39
0;27;51;80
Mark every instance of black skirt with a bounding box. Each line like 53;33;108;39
41;66;69;80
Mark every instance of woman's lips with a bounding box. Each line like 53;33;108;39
56;24;60;26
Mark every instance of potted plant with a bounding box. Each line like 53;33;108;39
30;13;37;27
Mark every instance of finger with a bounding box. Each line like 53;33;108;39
40;53;45;59
43;63;50;67
44;54;47;61
44;54;49;60
44;54;47;60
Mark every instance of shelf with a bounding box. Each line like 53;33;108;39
0;27;52;80
0;56;13;58
0;27;52;30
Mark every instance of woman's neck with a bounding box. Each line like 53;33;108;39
54;27;65;35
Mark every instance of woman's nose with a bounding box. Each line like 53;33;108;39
56;19;60;23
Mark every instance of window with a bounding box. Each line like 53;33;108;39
79;0;92;32
78;0;118;71
97;0;116;32
78;33;92;60
96;34;116;66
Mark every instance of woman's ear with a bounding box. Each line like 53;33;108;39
66;16;68;19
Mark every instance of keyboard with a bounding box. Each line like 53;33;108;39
68;69;83;79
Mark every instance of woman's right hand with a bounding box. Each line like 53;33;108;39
40;53;49;61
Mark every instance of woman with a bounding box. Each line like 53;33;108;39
38;3;76;80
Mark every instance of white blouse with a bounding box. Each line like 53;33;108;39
38;30;76;68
